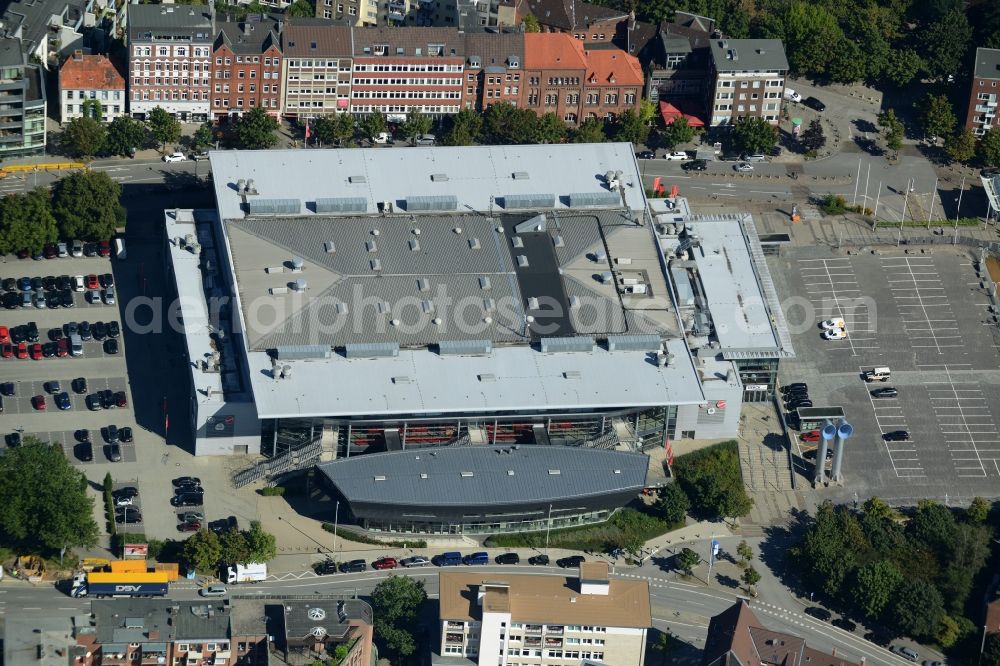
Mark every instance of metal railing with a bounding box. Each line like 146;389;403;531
231;440;323;488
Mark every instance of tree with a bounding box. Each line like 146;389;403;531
0;188;59;255
183;528;223;573
910;500;958;557
522;12;540;32
192;122;214;150
81;98;103;121
651;631;673;666
535;112;567;144
359;111;386;142
741;565;761;594
771;1;845;76
401;109;433;144
967;496;990;523
945;128;977;162
314;113;355;146
236;107;279;150
638;99;657;126
61;117;106;157
936;615;961;648
795;501;865;598
827;38;867;84
372;576;427;659
219;527;250;565
244;520;277;562
877;108;904;155
661;116;697;148
731;116;777;155
51;170;126;241
980;127;1000;167
569;116;606;143
983;633;1000;666
737;540;753;567
672;441;753;519
441;107;482;146
147;106;181;150
920;9;972;82
655;483;689;525
287;0;313;16
883;48;923;88
676;547;701;575
889;579;946;641
851;560;903;618
609;109;649;145
798;119;826;152
105;116;147;156
916;93;956;139
0;437;98;552
102;472;114;495
481;102;538;144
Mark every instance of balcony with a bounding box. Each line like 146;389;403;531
0;79;23;92
546;627;564;635
524;625;542;634
0;120;22;129
524;637;542;647
387;10;405;20
446;634;464;644
446;622;465;630
544;638;563;647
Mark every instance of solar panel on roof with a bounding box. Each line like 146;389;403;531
606;334;662;352
502;193;555;209
247;198;301;215
439;339;493;356
406;195;458;211
567;191;620;208
539;336;596;353
315;197;367;213
344;342;399;358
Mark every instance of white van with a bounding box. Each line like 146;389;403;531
70;334;83;357
783;88;802;103
864;366;891;382
114;237;126;260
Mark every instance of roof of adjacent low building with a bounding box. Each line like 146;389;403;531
0;37;24;68
216;19;281;55
59;54;125;91
709;38;788;72
526;0;627;31
318;445;648;507
439;570;651;627
524;33;587;70
973;47;1000;80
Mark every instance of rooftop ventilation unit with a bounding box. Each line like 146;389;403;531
468;238;481;249
540;336;596;353
567;192;620;208
335;302;349;314
392;376;412;384
291;278;307;291
553;235;565;248
366;240;378;253
431;173;449;182
324;241;336;254
290;256;304;271
344;342;399;358
502;193;555;209
563;370;581;379
248;198;300;215
274;345;331;360
478;373;497;382
512;171;530;180
416;278;429;292
409;239;420;251
517;255;529;267
479;276;491;290
406;195;458;211
439;339;493;356
315;197;367;213
607;334;662;352
515;213;547;233
512;236;524;248
348;175;367;184
370;259;382;271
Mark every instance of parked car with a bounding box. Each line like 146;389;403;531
822;328;847;340
783;88;802;103
799;430;821;443
635;150;655;159
372;557;398;570
71;377;88;394
114;391;128;408
180;512;205;523
463;552;489;565
163;151;187;163
199;585;227;597
734;162;754;172
55;392;71;410
44;380;61;394
171;493;204;507
682;159;708;171
178;521;201;532
108;321;120;338
104;424;119;443
113;486;138;498
743;153;767;162
883;430;910;441
104;338;119;355
107;443;122;462
400;556;431;568
31;395;46;410
893;647;919;662
495;552;520;565
74;441;93;462
120;426;133;443
340;559;367;573
114;508;140;522
0;382;14;396
803;96;826;112
556;555;585;568
832;617;857;632
72;240;84;257
871;387;898;398
173;476;203;487
664;151;689;161
804;606;832;621
820;318;845;329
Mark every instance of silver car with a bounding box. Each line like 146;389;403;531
400;556;431;568
734;162;754;172
199;585;227;597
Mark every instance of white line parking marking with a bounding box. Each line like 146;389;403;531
860;365;923;478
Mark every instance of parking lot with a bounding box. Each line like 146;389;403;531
771;246;1000;501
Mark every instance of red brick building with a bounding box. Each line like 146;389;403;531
461;32;524;111
965;47;1000;137
211;17;283;121
522;33;641;124
526;0;628;46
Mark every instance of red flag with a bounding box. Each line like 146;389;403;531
304;120;310;140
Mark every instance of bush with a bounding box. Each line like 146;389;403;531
819;193;847;215
672;441;752;519
259;486;286;496
321;524;427;549
485;507;679;552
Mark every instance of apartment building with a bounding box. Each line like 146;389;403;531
0;37;46;157
350;27;465;117
281;599;374;665
965;48;1000;136
707;38;787;126
59;52;126;122
434;562;651;666
212;17;283;121
1;0;92;68
314;0;371;25
281;21;353;120
523;33;641;124
527;0;628;46
460;32;523;111
128;4;214;121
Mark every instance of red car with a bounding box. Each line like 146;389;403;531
15;342;28;359
0;326;9;345
56;338;69;357
114;391;128;408
85;274;100;290
0;344;12;358
178;521;201;532
799;430;821;443
98;241;111;257
32;395;46;410
372;557;398;570
29;343;42;360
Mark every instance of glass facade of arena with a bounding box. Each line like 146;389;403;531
361;508;615;536
261;406;678;458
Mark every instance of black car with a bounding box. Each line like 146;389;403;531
804;606;832;621
42;276;56;291
83;242;97;257
11;326;26;344
681;159;708;171
883;430;910;441
556;555;585;568
107;442;122;462
113;486;139;498
786;399;813;410
86;394;103;411
42;342;56;358
803;96;826;111
1;292;18;309
99;273;114;288
104;424;119;443
75;428;90;442
107;321;120;338
56;275;71;291
74;441;93;462
100;390;116;409
93;321;107;340
173;476;203;487
72;377;88;394
784;389;809;400
171;493;204;507
47;291;62;308
63;321;78;337
871;387;898;398
48;328;63;341
339;559;367;573
635;150;655;159
781;383;808;393
26;322;38;342
44;380;61;394
114;509;141;523
60;290;74;308
832;617;857;632
495;552;520;565
1;277;14;292
0;382;14;396
317;559;338;575
30;276;43;291
174;483;203;495
6;432;21;447
79;321;91;340
209;516;238;534
120;426;133;443
104;338;119;355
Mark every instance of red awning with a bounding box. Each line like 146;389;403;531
659;100;705;127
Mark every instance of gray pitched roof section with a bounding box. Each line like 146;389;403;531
709;38;788;72
973;47;1000;80
526;0;627;30
317;445;647;506
128;4;214;42
282;21;353;57
1;0;87;59
92;600;175;644
283;600;372;641
172;601;232;641
464;32;524;69
352;26;466;57
215;19;281;55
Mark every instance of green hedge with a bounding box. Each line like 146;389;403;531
484;508;679;551
875;217;982;228
259;486;286;496
672;440;752;519
320;523;427;549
